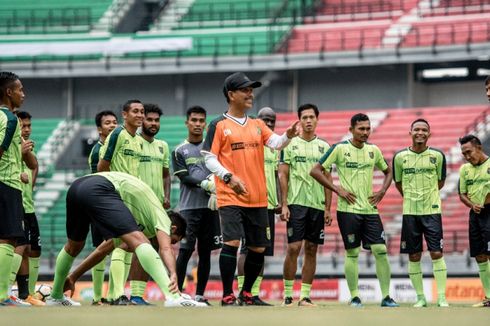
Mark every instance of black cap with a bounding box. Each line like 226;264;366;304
223;72;262;94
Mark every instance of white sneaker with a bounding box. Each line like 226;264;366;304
164;295;208;308
46;295;81;306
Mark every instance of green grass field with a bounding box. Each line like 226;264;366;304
1;303;488;326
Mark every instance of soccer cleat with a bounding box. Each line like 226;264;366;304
381;296;399;307
349;296;363;307
413;297;428;308
164;295;208;307
221;293;238;306
282;297;294;307
130;296;153;305
111;295;135;306
92;298;110;306
194;296;212;306
25;295;46;306
437;298;449;307
472;298;490;308
237;291;253;306
0;296;31;307
251;296;273;306
45;295;81;306
298;297;317;307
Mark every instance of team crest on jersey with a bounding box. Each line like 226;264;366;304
124;140;129;144
183;149;189;155
347;234;355;243
318;146;324;154
224;129;232;136
159;146;164;154
369;152;374;159
430;156;436;164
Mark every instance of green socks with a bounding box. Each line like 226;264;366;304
51;248;75;299
345;247;360;298
109;248;128;299
28;257;40;296
134;243;179;300
432;257;447;299
251;276;263;297
123;252;133;288
300;283;312;300
0;244;15;301
130;280;147;297
408;260;424;298
92;256;107;301
283;279;294;298
477;261;490;298
237;275;244;292
9;253;22;286
371;244;391;298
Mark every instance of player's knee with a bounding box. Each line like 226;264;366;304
429;251;443;260
346;246;360;258
370;244;387;257
287;242;302;257
475;254;488;264
304;241;318;256
65;240;85;257
409;252;422;262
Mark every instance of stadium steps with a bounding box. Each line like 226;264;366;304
92;0;137;32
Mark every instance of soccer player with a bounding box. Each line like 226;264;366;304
173;106;222;305
236;107;280;306
393;119;448;307
280;104;332;307
201;72;299;306
127;103;171;305
98;99;144;305
87;110;117;305
458;134;490;308
0;72;36;306
10;111;44;306
45;172;207;307
310;113;398;307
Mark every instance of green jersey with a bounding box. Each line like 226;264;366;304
0;107;22;190
97;172;172;238
319;140;388;214
99;126;142;177
88;140;103;173
264;147;279;209
459;158;490;206
282;136;330;211
393;147;446;215
21;161;35;213
138;136;169;204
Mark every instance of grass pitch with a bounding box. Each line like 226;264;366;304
1;302;488;326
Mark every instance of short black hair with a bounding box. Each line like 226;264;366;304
351;113;370;127
411;118;430;130
168;210;187;238
0;71;19;98
297;103;319;119
459;134;482;146
485;76;490;85
95;110;117;128
186;106;207;120
122;99;142;112
144;103;162;116
16;111;32;120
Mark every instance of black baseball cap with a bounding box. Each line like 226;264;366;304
223;72;262;94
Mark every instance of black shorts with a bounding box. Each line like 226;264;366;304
180;208;222;251
16;213;42;251
337;211;386;250
469;205;490;257
66;176;139;242
91;224;105;248
0;181;25;240
400;214;443;254
240;209;275;256
287;205;325;245
218;206;270;248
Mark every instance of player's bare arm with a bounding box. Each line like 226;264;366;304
324;170;333;226
278;163;290;221
310;163;356;204
163;166;171;209
394;182;404;196
156;230;179;294
97;159;111;172
21;137;37;170
438;179;445;190
459;192;482;214
368;166;392;206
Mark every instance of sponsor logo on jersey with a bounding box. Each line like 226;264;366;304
231;142;259;151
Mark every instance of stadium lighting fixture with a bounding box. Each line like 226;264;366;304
477;68;490;77
421;68;468;79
